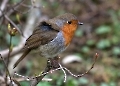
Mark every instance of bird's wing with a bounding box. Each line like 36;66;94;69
23;25;58;50
13;24;58;68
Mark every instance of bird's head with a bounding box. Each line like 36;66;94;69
48;13;83;30
47;13;83;46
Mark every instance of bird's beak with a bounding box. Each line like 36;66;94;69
78;21;83;25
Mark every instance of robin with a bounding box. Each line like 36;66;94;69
13;13;83;68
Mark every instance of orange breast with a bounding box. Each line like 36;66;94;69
62;20;78;46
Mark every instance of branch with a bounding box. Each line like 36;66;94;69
31;57;60;86
0;54;13;85
0;0;9;16
14;53;98;85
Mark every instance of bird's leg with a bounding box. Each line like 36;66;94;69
47;56;60;69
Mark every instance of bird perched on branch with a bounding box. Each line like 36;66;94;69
13;13;83;68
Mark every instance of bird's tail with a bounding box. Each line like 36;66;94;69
13;50;30;69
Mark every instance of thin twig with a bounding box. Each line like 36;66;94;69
0;8;23;36
14;53;98;84
6;0;25;16
5;34;12;86
0;54;13;85
0;0;9;16
63;53;98;77
59;63;67;82
7;35;12;66
5;15;23;36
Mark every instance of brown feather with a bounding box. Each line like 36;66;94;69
23;22;58;50
13;49;30;68
13;21;58;68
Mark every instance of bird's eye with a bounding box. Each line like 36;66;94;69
67;21;72;24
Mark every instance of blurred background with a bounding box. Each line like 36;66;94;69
0;0;120;86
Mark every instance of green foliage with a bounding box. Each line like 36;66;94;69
95;25;111;35
111;36;119;45
86;39;96;46
78;77;89;85
5;34;20;46
0;61;4;69
10;0;20;3
20;81;30;86
65;77;78;86
112;47;120;55
81;46;90;53
0;31;4;37
37;82;51;86
96;39;111;49
100;83;109;86
56;75;65;86
100;82;117;86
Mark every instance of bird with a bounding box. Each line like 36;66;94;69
13;13;83;68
